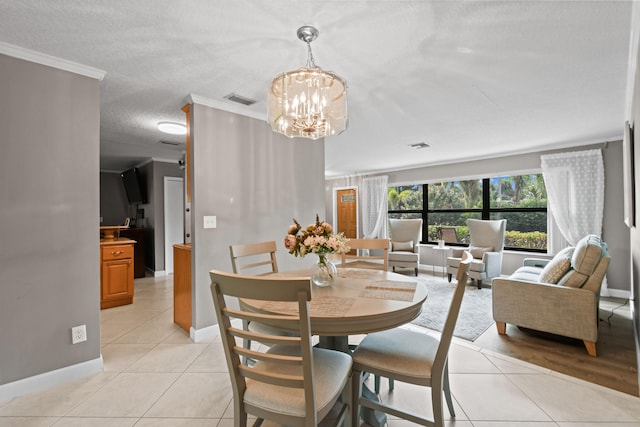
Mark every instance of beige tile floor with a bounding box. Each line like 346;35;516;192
1;275;640;426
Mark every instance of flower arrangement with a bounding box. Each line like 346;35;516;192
284;214;350;258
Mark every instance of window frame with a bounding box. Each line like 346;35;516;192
388;177;548;253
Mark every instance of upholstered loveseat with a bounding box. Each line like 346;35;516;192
492;235;610;356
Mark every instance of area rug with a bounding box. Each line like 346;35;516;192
411;276;495;341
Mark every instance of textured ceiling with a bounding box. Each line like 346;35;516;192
0;1;633;177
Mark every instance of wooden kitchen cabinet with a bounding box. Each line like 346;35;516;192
173;243;192;332
100;239;135;309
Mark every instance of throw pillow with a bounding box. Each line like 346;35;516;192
468;246;493;259
557;269;589;288
391;240;413;252
539;247;574;284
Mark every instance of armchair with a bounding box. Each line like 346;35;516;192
492;235;610;356
447;219;506;288
388;219;422;276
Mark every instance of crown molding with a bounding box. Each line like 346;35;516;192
186;93;266;122
0;42;105;81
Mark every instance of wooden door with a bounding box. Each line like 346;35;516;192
164;176;184;275
337;189;357;254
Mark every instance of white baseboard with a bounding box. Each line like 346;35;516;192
601;284;630;299
600;276;629;299
153;270;167;277
189;320;242;342
0;356;103;404
190;324;218;342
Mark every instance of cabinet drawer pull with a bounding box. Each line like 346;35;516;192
111;250;123;256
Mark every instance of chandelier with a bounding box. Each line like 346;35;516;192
268;26;348;140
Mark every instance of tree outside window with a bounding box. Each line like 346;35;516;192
388;174;547;251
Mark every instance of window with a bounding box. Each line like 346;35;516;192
387;185;423;220
388;174;548;251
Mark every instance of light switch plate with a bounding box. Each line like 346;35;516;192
203;215;217;229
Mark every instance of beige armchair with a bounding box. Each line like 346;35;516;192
388;219;422;276
447;219;506;288
492;234;610;356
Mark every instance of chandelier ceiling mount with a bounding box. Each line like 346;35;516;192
296;25;319;45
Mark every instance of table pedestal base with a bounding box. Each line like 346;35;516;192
319;335;349;353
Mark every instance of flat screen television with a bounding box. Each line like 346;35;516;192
121;168;146;204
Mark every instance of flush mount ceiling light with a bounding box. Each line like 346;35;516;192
268;26;348;140
157;121;187;135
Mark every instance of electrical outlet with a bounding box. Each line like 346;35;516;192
71;325;87;344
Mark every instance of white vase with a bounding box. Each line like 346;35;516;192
311;254;337;287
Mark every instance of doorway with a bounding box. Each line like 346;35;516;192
164;177;184;275
336;188;358;254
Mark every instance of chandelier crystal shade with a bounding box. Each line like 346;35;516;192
268;26;348;140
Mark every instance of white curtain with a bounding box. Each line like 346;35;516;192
540;149;604;250
362;176;388;239
546;211;570;255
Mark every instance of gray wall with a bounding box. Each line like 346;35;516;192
326;141;630;291
627;3;640;386
189;103;325;331
0;54;101;384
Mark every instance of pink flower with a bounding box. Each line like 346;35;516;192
285;214;348;258
284;234;296;250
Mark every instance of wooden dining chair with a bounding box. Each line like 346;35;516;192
229;240;290;365
229;240;279;276
351;251;472;427
209;270;352;427
339;238;390;271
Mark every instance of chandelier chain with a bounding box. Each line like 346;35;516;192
306;42;316;68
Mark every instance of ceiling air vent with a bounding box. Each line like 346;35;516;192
224;93;257;106
409;142;430;149
159;140;183;147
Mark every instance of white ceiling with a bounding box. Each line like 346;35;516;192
0;1;633;178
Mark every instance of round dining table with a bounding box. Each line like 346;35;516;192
242;267;427;351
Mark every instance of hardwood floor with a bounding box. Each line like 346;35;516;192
474;296;639;396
